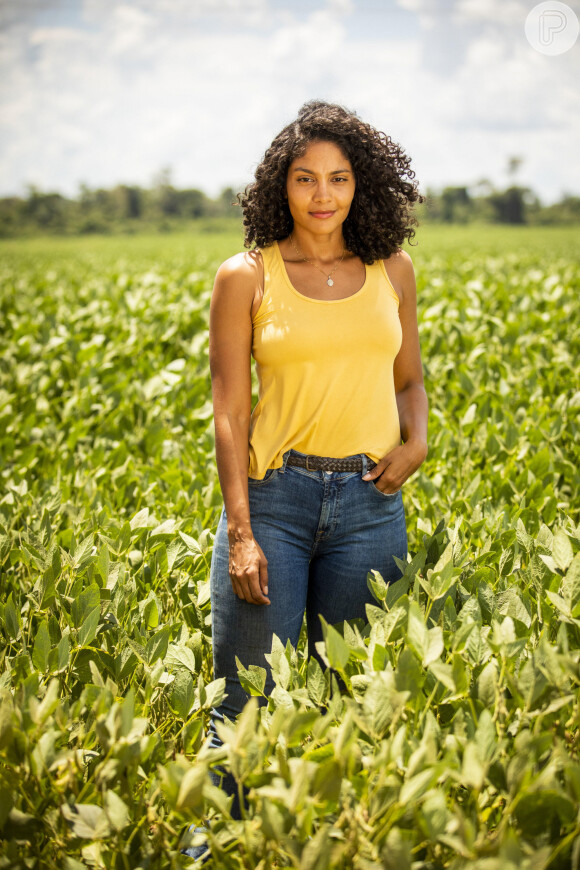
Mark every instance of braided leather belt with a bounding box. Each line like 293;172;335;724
286;453;377;473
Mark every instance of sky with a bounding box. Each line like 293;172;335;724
1;0;579;205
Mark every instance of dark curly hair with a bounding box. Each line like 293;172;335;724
238;100;424;264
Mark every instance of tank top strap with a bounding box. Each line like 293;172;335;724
259;242;287;295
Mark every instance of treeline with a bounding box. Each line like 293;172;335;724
417;184;580;226
0;177;242;237
0;177;579;237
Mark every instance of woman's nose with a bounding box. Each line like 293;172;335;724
313;182;331;201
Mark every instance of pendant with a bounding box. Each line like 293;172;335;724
327;277;334;287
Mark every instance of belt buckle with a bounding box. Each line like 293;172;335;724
306;455;314;471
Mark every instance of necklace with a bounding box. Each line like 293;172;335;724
289;233;345;287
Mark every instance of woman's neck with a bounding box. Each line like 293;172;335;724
287;228;346;264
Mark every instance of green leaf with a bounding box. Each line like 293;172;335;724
130;507;150;530
145;626;170;665
150;519;176;538
88;660;104;688
61;803;111;839
166;539;184;573
367;569;388;603
553;529;573;572
321;619;349;672
104;790;129;832
120;688;135;737
461;742;484;790
385;572;412;610
562;553;580;615
476;660;498;707
202;678;225;710
300;826;331;870
32;620;51;672
513;789;576;835
395;648;424;697
4;594;21;641
176;765;207;812
461;403;477;426
423;626;444;667
171;669;196;720
420;791;450;839
406;600;428;661
142;595;159;629
0;784;14;827
70;533;95;571
400;768;437;805
546;590;571;619
115;521;132;554
96;544;110;584
362;671;406;739
71;583;100;628
497;587;532;629
236;658;267;696
475;709;497;763
529;446;551;479
312;758;342;802
165;642;198;674
33;679;60;725
78;606;100;647
307;656;328;706
429;660;455;692
259;798;285;841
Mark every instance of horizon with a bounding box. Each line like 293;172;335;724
1;0;579;207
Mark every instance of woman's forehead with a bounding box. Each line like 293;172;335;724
288;139;351;169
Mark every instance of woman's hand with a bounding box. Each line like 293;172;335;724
228;534;271;605
362;438;428;494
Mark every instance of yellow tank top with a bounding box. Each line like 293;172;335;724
248;241;402;479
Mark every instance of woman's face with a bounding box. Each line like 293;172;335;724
285;139;355;237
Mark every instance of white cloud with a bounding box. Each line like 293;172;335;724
0;0;578;202
454;0;527;25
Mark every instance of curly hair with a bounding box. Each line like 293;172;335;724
238;100;424;264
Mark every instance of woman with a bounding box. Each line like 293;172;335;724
183;99;427;858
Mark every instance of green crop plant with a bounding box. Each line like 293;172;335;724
0;225;579;868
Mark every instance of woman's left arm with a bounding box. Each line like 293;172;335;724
363;249;428;493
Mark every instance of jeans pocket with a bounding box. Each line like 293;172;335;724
248;467;279;487
368;480;402;500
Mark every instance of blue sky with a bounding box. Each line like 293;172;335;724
1;0;579;204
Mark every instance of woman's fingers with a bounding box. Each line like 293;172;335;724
228;538;270;605
363;456;399;492
256;541;269;598
362;459;389;482
362;442;424;493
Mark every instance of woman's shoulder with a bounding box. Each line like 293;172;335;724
381;248;416;306
216;248;264;280
214;248;264;292
382;247;414;270
212;249;265;317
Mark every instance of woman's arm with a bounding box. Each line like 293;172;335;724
209;252;270;605
363;249;428;493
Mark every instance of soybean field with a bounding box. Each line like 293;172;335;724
0;224;579;869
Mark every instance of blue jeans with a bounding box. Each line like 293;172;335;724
182;451;408;853
210;449;407;723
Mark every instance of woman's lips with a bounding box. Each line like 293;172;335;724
309;211;335;218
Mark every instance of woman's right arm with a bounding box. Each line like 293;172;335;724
209;252;270;605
